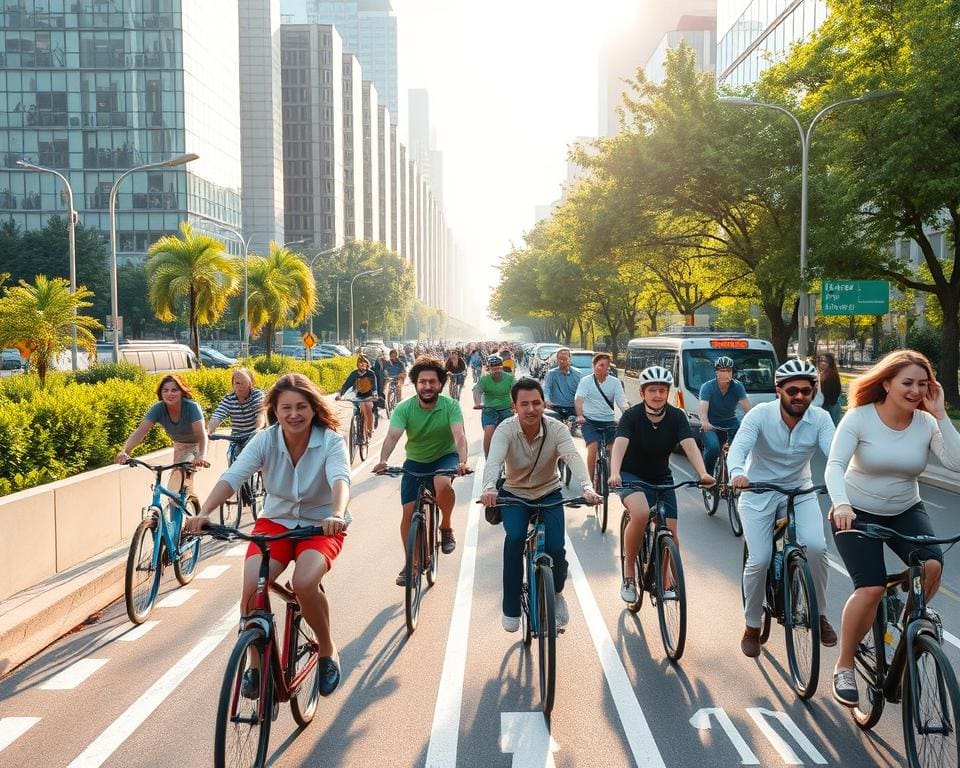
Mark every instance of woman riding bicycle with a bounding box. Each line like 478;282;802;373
444;349;467;398
610;366;713;604
335;355;378;438
187;373;351;698
207;367;265;445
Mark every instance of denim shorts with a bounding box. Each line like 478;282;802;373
481;407;513;428
581;420;616;447
616;471;679;519
400;452;460;505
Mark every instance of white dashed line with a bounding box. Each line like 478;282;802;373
196;564;231;579
0;717;40;752
40;659;110;690
225;544;247;557
103;621;160;644
154;589;198;608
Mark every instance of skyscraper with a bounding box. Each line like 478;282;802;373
361;80;380;242
342;52;364;240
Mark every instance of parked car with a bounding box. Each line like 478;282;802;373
199;347;237;368
97;341;198;373
529;343;562;379
0;349;26;377
278;345;308;360
317;343;351;357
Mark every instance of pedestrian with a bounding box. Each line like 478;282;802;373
813;352;842;425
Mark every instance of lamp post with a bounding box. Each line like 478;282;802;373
720;90;900;359
302;245;340;359
349;268;383;353
110;153;198;362
15;161;78;369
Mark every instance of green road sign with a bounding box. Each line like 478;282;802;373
821;280;890;316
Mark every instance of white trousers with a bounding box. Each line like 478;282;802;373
741;491;828;628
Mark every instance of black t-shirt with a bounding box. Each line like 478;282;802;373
615;403;692;481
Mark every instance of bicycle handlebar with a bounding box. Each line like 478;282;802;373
209;432;257;443
200;521;340;542
840;521;960;547
377;466;471;478
619;479;704;492
124;458;195;473
740;483;827;498
477;496;590;509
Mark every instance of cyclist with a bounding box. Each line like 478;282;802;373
444;348;468;398
473;353;516;457
543;347;584;423
481;377;600;631
699;355;753;477
469;348;483;381
335;355;378;438
499;347;515;374
609;366;713;603
207;367;265;438
373;356;470;585
826;349;960;706
728;359;837;659
115;373;209;491
186;373;350;698
575;352;628;487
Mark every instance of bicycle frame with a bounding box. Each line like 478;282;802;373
134;461;194;570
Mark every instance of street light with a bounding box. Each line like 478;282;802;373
301;245;340;359
109;153;198;362
350;268;383;353
720;90;900;358
15;160;79;369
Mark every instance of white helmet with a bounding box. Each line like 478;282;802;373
775;358;818;386
639;365;674;387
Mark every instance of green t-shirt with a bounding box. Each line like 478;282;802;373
390;395;464;463
474;372;515;409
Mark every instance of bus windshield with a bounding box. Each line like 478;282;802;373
682;349;776;394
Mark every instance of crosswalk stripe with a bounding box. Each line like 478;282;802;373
39;659;109;690
0;717;40;753
155;589;198;608
103;621;160;644
196;565;230;579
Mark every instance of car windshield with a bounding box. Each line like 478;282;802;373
682;349;777;394
203;349;232;363
569;353;593;370
536;344;561;359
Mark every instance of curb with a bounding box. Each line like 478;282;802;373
920;467;960;495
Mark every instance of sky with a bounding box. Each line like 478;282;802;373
391;0;639;332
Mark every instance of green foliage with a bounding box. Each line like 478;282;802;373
69;362;145;385
906;325;942;372
246;243;317;357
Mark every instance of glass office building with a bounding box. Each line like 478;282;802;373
0;0;242;263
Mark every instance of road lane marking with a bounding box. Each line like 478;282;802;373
197;564;230;579
690;707;759;764
746;708;827;764
500;712;559;768
66;603;239;768
40;659;109;690
225;543;247;557
103;621;160;644
424;458;485;768
0;717;40;752
565;534;667;768
154;589;198;608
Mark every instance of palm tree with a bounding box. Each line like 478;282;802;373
0;276;101;386
146;222;241;356
247;243;316;358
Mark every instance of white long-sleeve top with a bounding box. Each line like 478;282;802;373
728;399;835;486
825;404;960;516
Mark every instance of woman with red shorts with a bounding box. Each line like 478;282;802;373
188;372;351;697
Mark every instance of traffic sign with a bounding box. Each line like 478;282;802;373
821;280;889;316
302;331;318;349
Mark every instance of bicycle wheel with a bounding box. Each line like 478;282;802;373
347;414;358;463
219;492;242;529
727;489;742;537
249;472;263;521
357;413;368;461
404;511;425;634
214;628;272;768
521;565;533;646
853;611;887;730
386;385;398;416
655;535;687;661
125;516;162;625
288;612;321;727
425;500;439;586
702;471;719;515
593;456;609;533
783;553;820;699
903;633;960;768
174;497;202;586
536;564;557;715
620;511;644;613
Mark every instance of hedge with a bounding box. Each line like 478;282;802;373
0;355;357;496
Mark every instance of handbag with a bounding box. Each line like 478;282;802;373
485;419;546;525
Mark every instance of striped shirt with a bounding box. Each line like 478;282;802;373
211;389;264;435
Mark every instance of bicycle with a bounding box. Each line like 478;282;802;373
471;363;482;383
619;479;700;661
122;458;202;625
385;376;402;417
201;522;337;768
378;466;466;633
449;371;466;400
210;433;264;527
701;428;742;537
586;422;616;533
844;522;960;767
740;483;825;699
482;494;588;715
346;397;374;463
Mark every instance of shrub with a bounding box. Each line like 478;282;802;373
906;325;942;373
70;362;145;385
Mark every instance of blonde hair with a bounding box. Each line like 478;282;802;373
848;349;936;410
231;366;255;386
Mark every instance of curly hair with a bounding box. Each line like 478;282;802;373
265;372;339;431
848;349;936;410
410;355;447;386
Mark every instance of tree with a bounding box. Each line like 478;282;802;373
246;242;316;358
0;276;101;386
145;222;241;356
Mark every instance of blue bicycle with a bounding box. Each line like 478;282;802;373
123;458;202;624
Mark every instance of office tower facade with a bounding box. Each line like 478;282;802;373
361;80;379;242
280;24;345;250
644;14;716;85
342;52;364;240
397;142;407;260
377;103;391;248
389;122;398;250
0;0;242;261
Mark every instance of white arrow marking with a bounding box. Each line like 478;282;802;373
747;707;827;765
500;712;559;768
690;707;759;764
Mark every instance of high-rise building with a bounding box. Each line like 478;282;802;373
645;14;716;85
408;88;430;170
280;24;345;250
342;52;364;240
389;122;399;250
361;80;379;242
397;142;407;260
0;0;243;261
280;0;398;121
377;103;391;249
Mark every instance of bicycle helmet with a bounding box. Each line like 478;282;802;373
775;358;819;386
486;354;503;366
714;355;736;370
638;365;674;387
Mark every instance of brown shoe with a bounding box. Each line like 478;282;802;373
820;616;838;647
741;625;761;658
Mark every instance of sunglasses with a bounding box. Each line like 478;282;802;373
783;386;814;397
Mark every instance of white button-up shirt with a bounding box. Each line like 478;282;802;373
727;399;835;486
220;423;351;528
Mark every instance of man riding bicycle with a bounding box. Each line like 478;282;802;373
380;348;407;402
728;358;837;658
543;347;584;424
373;356;470;585
335;355;378;438
699;355;752;477
575;352;628;488
473;354;516;457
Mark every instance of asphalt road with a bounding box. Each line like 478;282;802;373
2;390;959;767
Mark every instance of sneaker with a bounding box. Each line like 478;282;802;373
660;588;677;601
833;667;858;707
620;577;638;603
440;528;456;554
741;625;761;658
318;654;341;697
395;569;406;587
554;592;569;628
502;613;520;633
820;615;838;647
240;667;260;699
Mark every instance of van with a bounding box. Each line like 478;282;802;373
623;331;779;442
97;342;198;373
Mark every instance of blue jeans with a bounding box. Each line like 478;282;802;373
501;489;567;618
702;424;738;477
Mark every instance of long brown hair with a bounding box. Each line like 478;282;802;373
156;373;196;402
265;373;339;431
848;349;936;409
